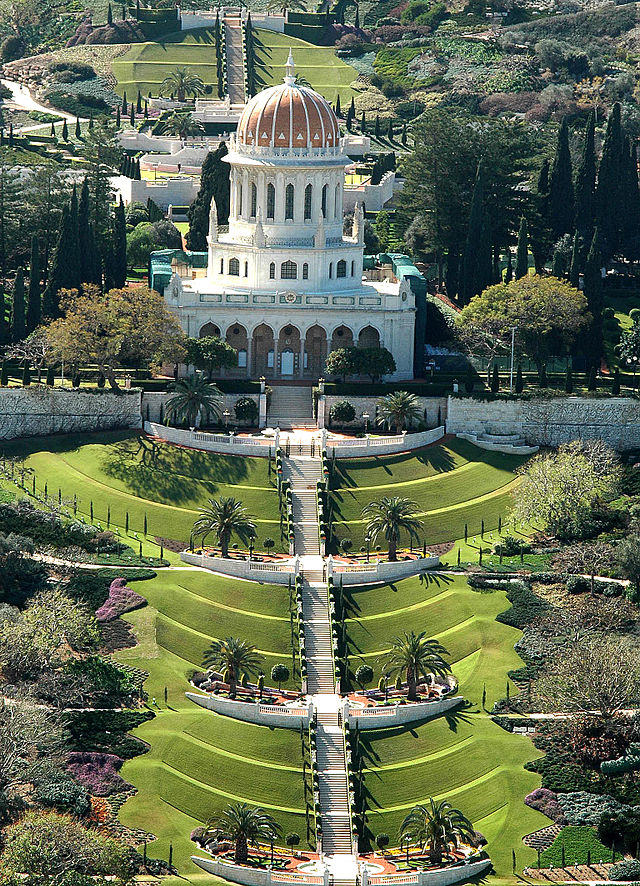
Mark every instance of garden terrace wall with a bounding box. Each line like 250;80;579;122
192;856;326;885
322;396;448;431
142;392;260;426
326;427;445;458
144;421;271;454
0;387;142;440
344;694;463;729
180;550;298;583
329;555;440;583
367;858;491;886
446;396;640;450
186;691;312;728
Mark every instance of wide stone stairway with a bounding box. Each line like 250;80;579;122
268;385;316;430
223;15;245;104
283;450;354;865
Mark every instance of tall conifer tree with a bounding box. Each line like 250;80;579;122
112;196;127;288
583;227;605;362
11;268;25;342
622;134;640;260
68;186;81;291
515;216;529;280
460;162;492;304
78;177;101;286
574;109;596;239
596;102;623;260
186;143;230;251
549;117;574;238
0;287;7;346
26;236;41;333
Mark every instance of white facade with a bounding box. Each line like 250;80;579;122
165;56;416;381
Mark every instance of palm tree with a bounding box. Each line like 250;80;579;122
192;496;257;557
382;631;450;700
376;391;422;433
362;496;422;561
165;375;223;428
399;798;475;866
294;73;312;88
204;803;281;863
159;110;205;139
203;636;263;696
161;67;206;102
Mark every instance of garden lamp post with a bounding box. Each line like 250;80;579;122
223;408;231;429
362;411;369;434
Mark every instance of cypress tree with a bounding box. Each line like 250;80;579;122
349;96;355;117
355;3;360;26
61;119;68;142
136;90;142;114
569;230;582;289
587;365;597;390
11;268;25;342
402;122;407;145
122;92;127;114
42;201;80;318
460;162;492;304
8;123;12;146
515;364;523;394
583;227;605;362
107;2;113;23
68;186;81;291
387;118;393;140
346;106;353;131
574;109;596;239
144;100;148;118
79;178;101;286
565;364;573;394
504;250;513;284
530;157;552;272
50;121;55;138
490;364;500;393
612;367;621;395
26;236;40;333
134;158;141;180
116;106;121;127
360;110;365;132
75;116;81;139
596;102;623;260
549;117;574;238
130;103;135;126
622;134;640;260
112;197;128;288
186;143;230;251
552;249;564;278
89;113;94;129
335;95;341;117
374;115;380;139
515;217;529;280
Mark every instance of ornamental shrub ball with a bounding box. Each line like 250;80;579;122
330;400;356;424
234;396;258;424
608;859;640;881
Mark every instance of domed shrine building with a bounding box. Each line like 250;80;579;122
164;54;417;380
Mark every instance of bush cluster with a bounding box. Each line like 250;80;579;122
524;787;567;823
64;709;154;759
608;858;640;880
66;751;132;796
0;500;123;554
95;578;147;622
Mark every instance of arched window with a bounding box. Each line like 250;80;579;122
335;184;341;218
329;262;333;279
281;260;297;279
302;262;309;280
267;183;275;220
220;258;224;274
237;183;243;216
321;184;328;218
229;257;240;276
250;182;257;218
244;260;248;277
269;261;276;279
285;183;294;220
304;183;312;220
238;349;248;368
337;259;347;278
351;260;355;276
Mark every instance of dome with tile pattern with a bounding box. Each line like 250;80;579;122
236;51;339;151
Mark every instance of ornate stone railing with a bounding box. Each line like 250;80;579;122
343;694;462;729
367;858;491;886
180;550;299;583
328;555;440;584
187;691;313;728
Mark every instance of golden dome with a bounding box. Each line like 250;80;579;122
237;51;339;150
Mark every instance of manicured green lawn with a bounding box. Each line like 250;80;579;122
113;28;220;98
114;569;307;879
0;431;284;551
252;30;358;103
540;826;611;868
350;573;547;877
331;439;526;551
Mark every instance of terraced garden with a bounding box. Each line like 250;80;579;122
345;573;547;877
0;431;285;555
330;437;526;553
114;568;307;877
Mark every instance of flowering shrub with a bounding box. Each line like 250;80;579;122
95;578;146;622
67;751;132;796
559;791;628;826
88;796;110;824
524;787;567;823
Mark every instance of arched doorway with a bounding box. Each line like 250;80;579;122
225;323;248;377
252;324;275;377
304;325;327;379
330;325;354;351
278;325;301;377
358;325;381;349
199;322;221;338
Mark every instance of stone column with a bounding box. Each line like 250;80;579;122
298;336;305;378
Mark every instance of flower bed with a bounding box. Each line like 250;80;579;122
66;751;133;796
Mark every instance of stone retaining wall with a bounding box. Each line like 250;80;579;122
446;396;640;450
142;391;260;426
0;387;141;441
345;694;463;729
186;691;312;728
322;395;448;431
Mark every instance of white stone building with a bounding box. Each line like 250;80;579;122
164;54;416;381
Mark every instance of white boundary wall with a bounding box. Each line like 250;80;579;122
327;427;445;458
344;694;462;729
186;691;312;728
181;550;297;582
330;555;440;584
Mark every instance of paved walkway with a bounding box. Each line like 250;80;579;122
223;16;245;104
285;450;355;875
